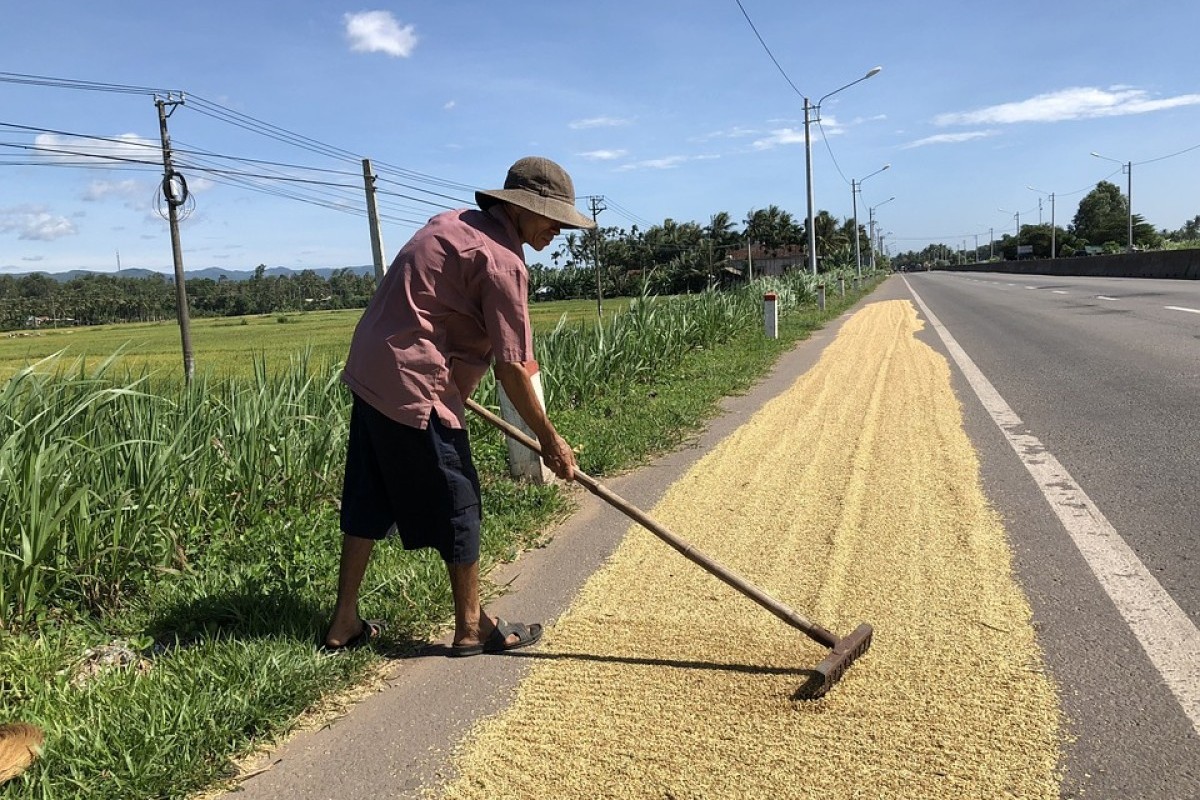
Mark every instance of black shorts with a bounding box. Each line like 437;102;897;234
340;393;482;564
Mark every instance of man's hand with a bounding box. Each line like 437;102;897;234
493;360;576;482
538;432;576;481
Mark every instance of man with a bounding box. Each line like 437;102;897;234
323;156;593;656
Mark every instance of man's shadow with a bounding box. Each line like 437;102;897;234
143;587;428;655
413;643;827;700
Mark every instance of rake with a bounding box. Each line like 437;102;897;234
466;398;873;699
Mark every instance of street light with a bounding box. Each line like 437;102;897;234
852;163;889;279
867;196;895;270
1091;151;1134;253
1027;185;1057;258
804;66;883;276
879;230;894;263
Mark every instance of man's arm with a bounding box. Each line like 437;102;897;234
492;360;575;481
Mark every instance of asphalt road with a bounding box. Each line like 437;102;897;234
901;270;1200;799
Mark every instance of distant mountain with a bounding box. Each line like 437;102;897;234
21;265;376;283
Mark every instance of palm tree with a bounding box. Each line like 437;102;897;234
705;211;738;248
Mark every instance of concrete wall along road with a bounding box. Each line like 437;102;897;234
942;248;1200;280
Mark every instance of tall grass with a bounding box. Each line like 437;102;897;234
0;351;350;630
0;270;839;632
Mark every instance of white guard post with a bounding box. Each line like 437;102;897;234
817;283;826;312
763;292;778;339
497;360;553;484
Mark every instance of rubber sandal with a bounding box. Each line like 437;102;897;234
449;618;543;658
320;618;384;653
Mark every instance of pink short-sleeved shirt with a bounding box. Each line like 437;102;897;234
341;206;534;429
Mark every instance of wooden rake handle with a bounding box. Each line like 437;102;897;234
464;397;839;648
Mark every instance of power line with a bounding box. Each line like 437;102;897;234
0;72;477;201
0;140;160;168
1136;140;1200;166
732;0;804;99
603;197;652;228
816;120;849;184
0;71;172;96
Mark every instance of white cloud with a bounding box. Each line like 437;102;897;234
568;116;632;130
344;11;418;58
444;100;457;110
750;117;851;150
902;130;999;149
751;128;805;150
935;86;1200;126
615;154;717;172
0;205;78;241
696;126;759;141
35;132;158;167
82;179;143;202
579;149;627;161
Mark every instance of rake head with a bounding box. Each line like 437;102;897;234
796;623;874;700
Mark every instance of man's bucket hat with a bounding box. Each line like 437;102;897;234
476;156;596;230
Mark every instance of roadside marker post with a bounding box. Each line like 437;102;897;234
497;360;553;484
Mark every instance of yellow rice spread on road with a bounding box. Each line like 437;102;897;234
440;299;1063;799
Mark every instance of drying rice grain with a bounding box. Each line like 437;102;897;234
440;299;1063;799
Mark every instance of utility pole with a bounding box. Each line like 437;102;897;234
589;196;606;319
154;94;195;384
362;159;387;283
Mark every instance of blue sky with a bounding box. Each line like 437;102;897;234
3;1;1199;274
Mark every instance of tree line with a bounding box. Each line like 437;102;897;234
894;181;1200;267
532;205;872;300
0;265;377;331
13;181;1191;329
5;203;879;328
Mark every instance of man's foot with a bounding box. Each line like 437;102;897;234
320;618;383;653
450;615;542;657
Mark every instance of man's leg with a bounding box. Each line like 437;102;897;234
324;534;376;647
447;561;519;648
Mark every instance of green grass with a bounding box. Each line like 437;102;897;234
0;273;883;799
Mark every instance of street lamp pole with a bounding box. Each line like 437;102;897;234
1091;151;1134;252
867;196;895;270
804;66;882;276
1027;185;1057;258
852;163;889;279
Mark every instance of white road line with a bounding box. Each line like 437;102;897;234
904;277;1200;736
1166;305;1200;315
1096;295;1118;301
1052;290;1068;295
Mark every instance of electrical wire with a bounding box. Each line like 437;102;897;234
1;72;478;204
732;0;804;99
1135;141;1200;166
602;197;653;228
0;71;172;96
816;120;849;184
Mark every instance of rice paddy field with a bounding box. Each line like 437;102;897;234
0;298;636;381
